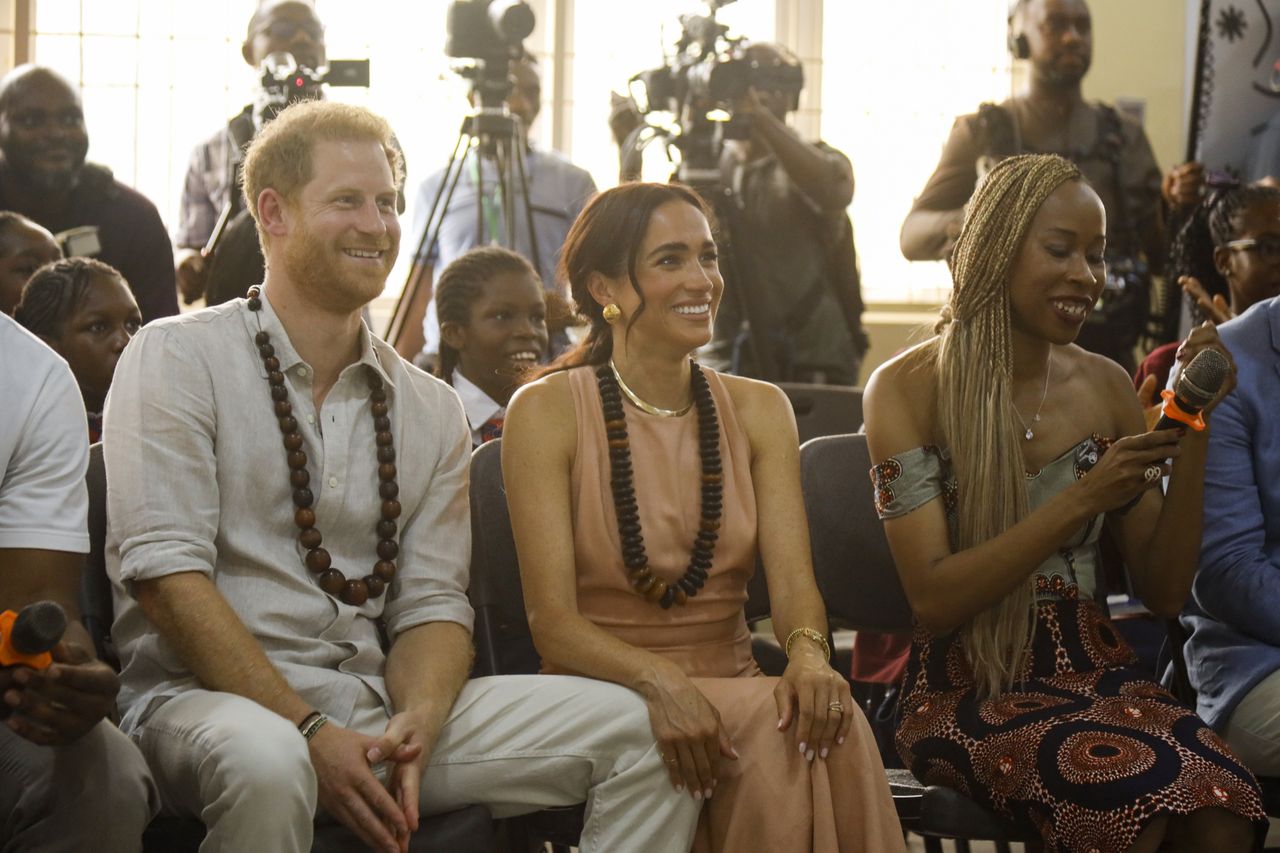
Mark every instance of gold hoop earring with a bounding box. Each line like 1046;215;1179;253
602;303;621;325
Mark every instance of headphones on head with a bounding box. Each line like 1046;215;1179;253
1007;0;1030;59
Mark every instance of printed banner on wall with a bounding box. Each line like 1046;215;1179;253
1189;0;1280;178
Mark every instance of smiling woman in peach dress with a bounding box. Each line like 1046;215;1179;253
501;182;905;853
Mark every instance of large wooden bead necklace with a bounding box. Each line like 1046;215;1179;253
596;359;722;609
246;286;399;607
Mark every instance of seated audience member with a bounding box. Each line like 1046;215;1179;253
14;259;142;442
104;101;698;853
406;54;596;363
0;65;177;322
436;246;548;445
865;154;1265;851
1135;183;1280;396
502;182;905;852
1181;293;1280;776
0;211;59;315
0;310;157;851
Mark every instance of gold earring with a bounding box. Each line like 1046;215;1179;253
602;303;621;325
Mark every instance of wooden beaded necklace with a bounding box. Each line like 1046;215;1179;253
595;360;722;609
246;285;400;607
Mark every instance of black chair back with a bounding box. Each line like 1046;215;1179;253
779;383;864;444
468;439;541;676
82;442;119;668
799;433;913;634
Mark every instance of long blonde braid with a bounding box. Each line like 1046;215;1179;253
936;153;1083;698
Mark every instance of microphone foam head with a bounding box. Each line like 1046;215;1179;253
11;601;67;656
1177;347;1230;409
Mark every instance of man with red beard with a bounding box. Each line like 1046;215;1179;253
900;0;1165;370
0;66;177;323
103;100;698;853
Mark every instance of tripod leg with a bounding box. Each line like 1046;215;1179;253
512;129;541;277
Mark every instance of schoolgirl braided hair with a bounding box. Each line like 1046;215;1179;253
13;257;123;339
435;246;539;384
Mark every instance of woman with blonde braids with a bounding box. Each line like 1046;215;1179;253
864;154;1266;852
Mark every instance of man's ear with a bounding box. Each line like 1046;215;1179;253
258;189;291;240
1213;245;1233;281
585;271;615;310
440;320;467;352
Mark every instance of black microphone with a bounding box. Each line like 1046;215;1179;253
0;600;68;669
1155;347;1229;432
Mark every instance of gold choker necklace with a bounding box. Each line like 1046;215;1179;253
608;359;693;418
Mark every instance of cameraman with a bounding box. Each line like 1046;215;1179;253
702;43;865;386
405;55;597;365
173;0;325;306
899;0;1165;370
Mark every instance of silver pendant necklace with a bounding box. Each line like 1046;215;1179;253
1013;351;1052;441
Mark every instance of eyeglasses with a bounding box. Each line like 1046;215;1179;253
1225;237;1280;261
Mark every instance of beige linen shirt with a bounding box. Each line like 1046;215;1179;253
103;293;474;733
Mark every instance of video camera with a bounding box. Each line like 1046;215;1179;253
624;0;803;183
257;53;371;111
445;0;535;109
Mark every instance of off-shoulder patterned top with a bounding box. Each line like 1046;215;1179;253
869;435;1115;602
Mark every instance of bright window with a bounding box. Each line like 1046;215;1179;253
821;0;1012;304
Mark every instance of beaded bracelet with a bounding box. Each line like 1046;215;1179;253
785;627;831;662
298;710;329;742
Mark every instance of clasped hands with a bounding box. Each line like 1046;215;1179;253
2;641;118;746
644;643;854;801
308;705;435;853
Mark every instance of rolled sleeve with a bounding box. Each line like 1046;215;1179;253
382;382;475;640
104;324;219;590
0;361;89;553
1191;388;1280;645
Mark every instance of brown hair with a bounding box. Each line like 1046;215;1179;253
241;99;403;250
534;181;714;376
936;153;1084;698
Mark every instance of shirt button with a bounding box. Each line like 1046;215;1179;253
328;476;338;488
297;366;309;377
307;414;316;425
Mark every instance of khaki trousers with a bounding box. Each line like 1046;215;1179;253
1224;667;1280;776
0;720;157;853
134;675;701;853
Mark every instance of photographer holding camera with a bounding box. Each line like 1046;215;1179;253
700;43;867;386
899;0;1165;371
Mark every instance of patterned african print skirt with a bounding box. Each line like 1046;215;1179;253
896;597;1267;852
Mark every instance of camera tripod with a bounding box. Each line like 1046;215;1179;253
389;102;540;350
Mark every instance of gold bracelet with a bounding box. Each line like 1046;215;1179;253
784;627;830;661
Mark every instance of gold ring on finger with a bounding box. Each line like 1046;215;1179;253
1143;464;1162;484
828;701;844;714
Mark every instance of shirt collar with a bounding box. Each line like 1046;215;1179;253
450;369;503;433
239;286;397;390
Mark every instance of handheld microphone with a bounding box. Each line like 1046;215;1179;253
0;601;68;670
1155;347;1230;432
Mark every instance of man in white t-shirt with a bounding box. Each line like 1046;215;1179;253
0;312;156;851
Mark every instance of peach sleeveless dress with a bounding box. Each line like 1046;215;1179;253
551;366;905;853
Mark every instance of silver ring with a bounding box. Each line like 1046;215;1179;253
1143;464;1162;484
